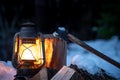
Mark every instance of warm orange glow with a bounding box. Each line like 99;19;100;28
18;38;44;65
20;44;38;60
45;39;54;67
14;35;18;54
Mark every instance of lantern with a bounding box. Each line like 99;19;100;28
12;22;45;79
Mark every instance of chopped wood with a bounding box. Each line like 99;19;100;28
51;66;75;80
29;64;116;80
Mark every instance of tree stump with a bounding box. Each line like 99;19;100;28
44;34;67;70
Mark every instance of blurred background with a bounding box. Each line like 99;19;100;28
0;0;120;61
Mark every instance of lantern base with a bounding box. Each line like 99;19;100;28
15;68;40;79
14;76;28;80
22;60;35;67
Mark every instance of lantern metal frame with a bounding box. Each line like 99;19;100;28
12;23;45;79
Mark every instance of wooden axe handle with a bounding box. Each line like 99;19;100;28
67;34;120;69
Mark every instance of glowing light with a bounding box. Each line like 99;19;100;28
45;39;53;67
18;38;44;66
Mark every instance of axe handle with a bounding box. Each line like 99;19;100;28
67;33;120;69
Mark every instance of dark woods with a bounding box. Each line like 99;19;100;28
1;0;120;39
0;0;120;61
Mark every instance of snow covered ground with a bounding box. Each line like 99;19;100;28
67;36;120;80
0;61;16;80
0;36;120;80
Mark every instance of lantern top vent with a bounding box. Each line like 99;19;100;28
20;22;37;38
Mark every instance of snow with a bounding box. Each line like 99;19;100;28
67;36;120;80
0;61;16;80
0;36;120;80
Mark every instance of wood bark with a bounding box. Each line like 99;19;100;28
44;34;67;70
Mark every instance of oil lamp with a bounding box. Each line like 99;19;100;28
12;22;45;79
